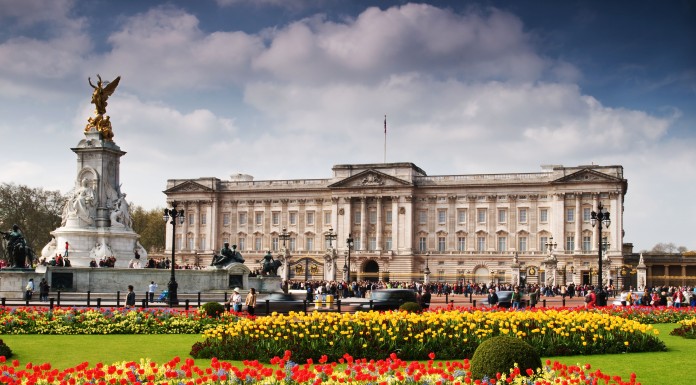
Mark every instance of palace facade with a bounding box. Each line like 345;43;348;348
163;162;628;287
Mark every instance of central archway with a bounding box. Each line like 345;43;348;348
363;260;380;282
474;267;490;283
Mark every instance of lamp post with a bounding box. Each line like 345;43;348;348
325;227;337;249
424;251;431;284
346;233;354;282
343;251;349;282
279;227;290;249
591;202;611;306
163;202;184;307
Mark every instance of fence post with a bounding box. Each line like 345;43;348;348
198;292;202;307
303;300;307;313
225;302;231;312
1;298;5;307
144;291;149;305
469;293;473;303
116;291;121;307
185;299;190;311
97;298;102;309
369;299;373;310
473;300;477;307
543;299;547;307
266;299;271;315
445;293;449;304
562;298;566;307
57;291;61;306
337;299;341;313
87;291;91;307
141;299;147;308
49;298;54;310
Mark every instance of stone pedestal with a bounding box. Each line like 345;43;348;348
248;276;283;294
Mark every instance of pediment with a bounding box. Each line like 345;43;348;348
552;169;623;184
328;169;412;188
163;180;214;193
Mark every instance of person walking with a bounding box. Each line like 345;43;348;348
25;278;34;300
245;288;257;316
39;278;50;301
125;285;136;309
148;281;158;303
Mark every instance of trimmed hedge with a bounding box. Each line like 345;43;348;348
470;335;541;380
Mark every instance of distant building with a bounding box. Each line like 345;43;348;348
164;162;627;286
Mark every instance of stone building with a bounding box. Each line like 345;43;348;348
163;162;628;286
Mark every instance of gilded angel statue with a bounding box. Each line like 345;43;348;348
89;74;121;116
85;74;121;141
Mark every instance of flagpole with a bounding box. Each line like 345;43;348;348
383;114;387;163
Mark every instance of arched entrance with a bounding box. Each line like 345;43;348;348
474;267;490;283
363;260;380;282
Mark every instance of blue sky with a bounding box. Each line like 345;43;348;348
0;0;694;252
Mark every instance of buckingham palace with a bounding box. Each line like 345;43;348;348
163;162;628;287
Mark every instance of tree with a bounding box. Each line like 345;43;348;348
650;242;687;253
130;205;165;253
0;183;64;261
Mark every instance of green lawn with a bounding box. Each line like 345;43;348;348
2;324;692;384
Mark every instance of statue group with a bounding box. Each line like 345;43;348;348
1;225;35;268
85;74;120;141
261;251;282;276
210;243;245;267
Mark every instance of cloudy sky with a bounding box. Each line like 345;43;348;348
0;0;694;252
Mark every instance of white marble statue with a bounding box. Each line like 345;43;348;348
41;238;57;261
69;178;96;226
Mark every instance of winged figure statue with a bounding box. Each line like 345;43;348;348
85;74;121;141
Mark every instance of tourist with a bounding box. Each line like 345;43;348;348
39;278;50;301
420;287;431;310
25;278;35;300
511;287;522;309
148;281;158;303
228;287;242;312
125;285;135;309
487;288;498;307
245;288;257;316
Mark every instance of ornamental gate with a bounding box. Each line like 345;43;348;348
288;257;323;281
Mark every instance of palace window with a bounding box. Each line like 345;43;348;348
289;212;297;225
418;237;427;252
289;238;296;251
518;208;528;223
457;209;467;224
324;211;331;226
457;237;466;251
188;213;194;226
306;237;314;251
272;212;280;226
566;234;575;251
238;212;247;225
438;236;446;252
438;209;447;224
518;236;527;252
582;236;591;252
223;213;230;226
307;211;315;226
419;211;427;224
385;210;392;224
540;236;548;252
498;209;507;224
238;237;246;251
539;208;548;223
369;210;377;224
199;236;206;250
369;237;377;251
566;208;575;222
498;236;507;252
583;207;591;222
477;209;487;224
354;211;361;225
201;213;207;225
255;212;263;225
254;237;262;251
272;237;279;251
477;236;486;252
385;237;393;251
187;235;194;250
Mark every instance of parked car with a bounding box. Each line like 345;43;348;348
611;291;644;306
254;293;308;314
483;291;527;308
352;289;419;311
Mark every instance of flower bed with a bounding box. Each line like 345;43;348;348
598;306;696;324
191;309;666;361
669;317;696;338
0;352;641;385
0;307;236;334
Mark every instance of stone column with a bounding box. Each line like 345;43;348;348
391;196;399;254
376;197;383;251
403;196;413;254
360;197;367;251
574;194;582;253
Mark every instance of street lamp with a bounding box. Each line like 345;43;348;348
346;234;354;282
343;251;349;282
424;251;431;284
163;202;184;307
591;202;611;306
279;227;290;249
325;227;337;249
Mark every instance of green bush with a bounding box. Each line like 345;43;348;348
0;339;13;358
470;335;541;380
200;302;226;318
399;301;422;312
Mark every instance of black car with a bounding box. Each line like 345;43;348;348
352;289;419;311
254;293;309;315
484;291;527;308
